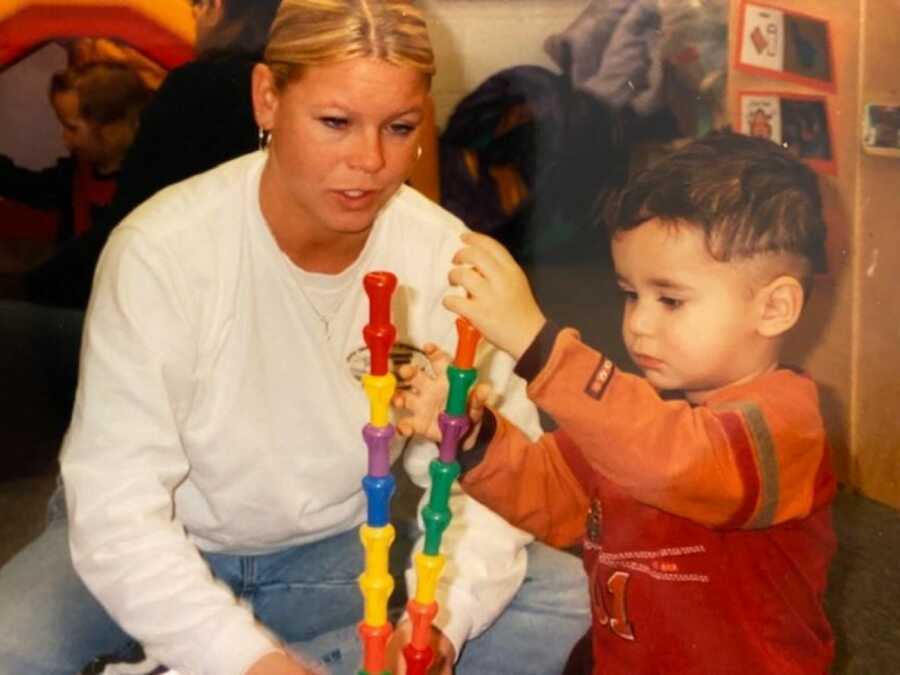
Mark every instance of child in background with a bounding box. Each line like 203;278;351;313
0;61;152;306
398;131;836;674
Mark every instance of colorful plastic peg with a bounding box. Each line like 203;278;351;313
402;600;439;675
358;621;392;675
453;317;481;369
402;643;433;675
363;272;398;376
437;412;470;464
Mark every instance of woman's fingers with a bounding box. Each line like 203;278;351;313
422;343;451;373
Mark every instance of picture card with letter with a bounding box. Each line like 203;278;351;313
736;1;834;92
737;91;835;175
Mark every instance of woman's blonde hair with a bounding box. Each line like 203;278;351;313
263;0;435;89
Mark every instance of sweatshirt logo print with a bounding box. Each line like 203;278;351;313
346;342;429;389
585;356;615;400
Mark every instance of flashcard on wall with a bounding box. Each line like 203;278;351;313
736;1;834;92
738;92;835;174
862;104;900;157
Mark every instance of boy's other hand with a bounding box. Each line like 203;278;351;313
445;232;546;360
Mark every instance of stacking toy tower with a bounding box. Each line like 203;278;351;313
401;317;481;675
358;270;400;675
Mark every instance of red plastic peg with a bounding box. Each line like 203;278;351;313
363;271;398;376
402;643;434;675
453;317;481;369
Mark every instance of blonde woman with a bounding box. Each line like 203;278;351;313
0;2;589;674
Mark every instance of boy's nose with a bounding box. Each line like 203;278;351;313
624;300;653;337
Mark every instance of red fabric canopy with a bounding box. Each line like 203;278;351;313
0;1;194;70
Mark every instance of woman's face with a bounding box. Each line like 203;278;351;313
253;57;428;249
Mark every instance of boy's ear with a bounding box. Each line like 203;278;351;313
756;275;805;338
251;63;279;131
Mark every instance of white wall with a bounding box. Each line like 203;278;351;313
421;0;591;128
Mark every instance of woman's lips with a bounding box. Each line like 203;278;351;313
333;188;378;209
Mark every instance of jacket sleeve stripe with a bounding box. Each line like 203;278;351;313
739;402;780;529
715;403;780;529
716;409;762;529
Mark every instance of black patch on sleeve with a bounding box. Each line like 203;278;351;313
459;408;498;475
514;320;561;382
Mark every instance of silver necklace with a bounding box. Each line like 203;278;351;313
295;282;336;341
293;271;358;343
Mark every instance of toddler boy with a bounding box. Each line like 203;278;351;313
399;131;836;674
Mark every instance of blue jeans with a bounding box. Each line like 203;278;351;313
0;487;589;674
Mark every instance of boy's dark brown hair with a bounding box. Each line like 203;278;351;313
609;130;828;281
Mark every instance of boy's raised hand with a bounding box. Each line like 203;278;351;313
394;343;491;449
444;232;546;360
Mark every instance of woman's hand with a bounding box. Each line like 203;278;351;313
444;232;546;361
394;343;491;450
385;622;456;675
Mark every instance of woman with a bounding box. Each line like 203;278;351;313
0;2;589;674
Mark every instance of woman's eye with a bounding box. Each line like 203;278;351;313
320;117;348;130
618;288;638;302
660;296;683;309
388;122;417;136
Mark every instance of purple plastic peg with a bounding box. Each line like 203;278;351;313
437;412;470;464
363;423;394;477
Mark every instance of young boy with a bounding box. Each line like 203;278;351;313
1;61;152;308
398;131;836;674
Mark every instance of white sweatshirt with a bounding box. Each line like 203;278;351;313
61;152;541;675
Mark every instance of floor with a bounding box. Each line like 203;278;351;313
2;238;899;673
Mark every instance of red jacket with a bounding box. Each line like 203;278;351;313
461;327;835;674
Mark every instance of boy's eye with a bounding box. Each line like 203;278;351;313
320;116;348;130
617;287;638;302
659;296;683;309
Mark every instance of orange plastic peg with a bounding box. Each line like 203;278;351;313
453;318;481;369
358;621;392;674
406;599;439;649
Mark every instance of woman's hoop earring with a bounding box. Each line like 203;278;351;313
258;128;271;151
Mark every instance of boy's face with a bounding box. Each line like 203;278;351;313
611;218;770;403
51;90;105;165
